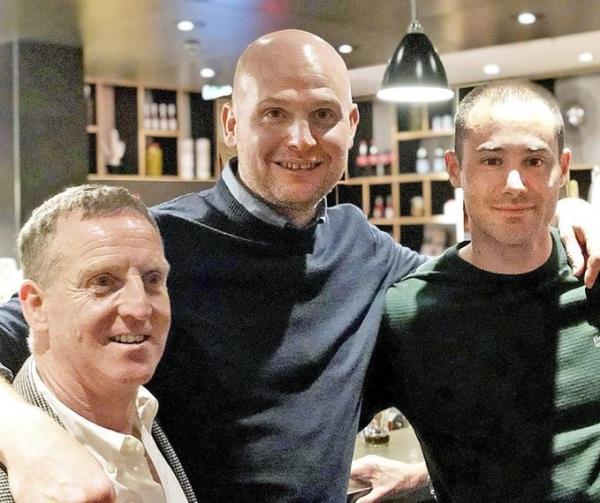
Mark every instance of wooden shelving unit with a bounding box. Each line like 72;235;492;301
335;100;460;251
85;78;219;182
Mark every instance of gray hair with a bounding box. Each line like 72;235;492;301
18;184;159;286
454;81;564;162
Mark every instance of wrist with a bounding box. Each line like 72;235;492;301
409;461;430;489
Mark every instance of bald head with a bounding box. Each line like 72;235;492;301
233;29;353;110
221;29;359;227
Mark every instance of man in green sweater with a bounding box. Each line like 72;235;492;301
359;81;600;502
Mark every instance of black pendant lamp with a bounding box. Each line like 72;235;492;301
377;0;454;103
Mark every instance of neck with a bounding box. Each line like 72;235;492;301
36;361;138;433
272;205;316;228
460;228;553;274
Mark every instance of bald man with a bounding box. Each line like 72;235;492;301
0;30;598;502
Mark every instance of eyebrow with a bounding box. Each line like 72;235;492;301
475;144;551;153
256;97;342;109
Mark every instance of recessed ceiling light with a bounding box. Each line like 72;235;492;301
177;20;195;31
517;12;537;25
578;52;594;63
483;64;501;75
338;44;354;54
200;67;216;78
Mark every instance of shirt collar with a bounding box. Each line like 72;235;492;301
31;361;159;463
221;158;327;229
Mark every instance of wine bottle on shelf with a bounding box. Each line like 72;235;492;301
356;139;369;175
372;195;385;218
384;195;394;219
368;141;378;176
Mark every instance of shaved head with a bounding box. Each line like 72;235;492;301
232;29;353;111
222;29;359;227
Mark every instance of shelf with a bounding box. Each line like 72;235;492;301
88;174;216;183
394;130;454;141
570;163;596;171
340;172;449;185
85;79;218;184
142;129;179;138
370;215;457;226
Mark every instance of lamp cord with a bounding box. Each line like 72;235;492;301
410;0;417;23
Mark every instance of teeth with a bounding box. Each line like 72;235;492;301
110;334;148;344
278;161;319;170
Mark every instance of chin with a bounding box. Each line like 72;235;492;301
115;365;157;387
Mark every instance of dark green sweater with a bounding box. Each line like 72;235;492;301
374;230;600;502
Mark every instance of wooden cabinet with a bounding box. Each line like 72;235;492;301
333;100;462;252
85;79;219;184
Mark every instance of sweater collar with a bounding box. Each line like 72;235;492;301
408;228;576;294
221;158;327;230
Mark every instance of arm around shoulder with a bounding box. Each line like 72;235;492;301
0;377;115;502
0;296;31;380
556;197;600;288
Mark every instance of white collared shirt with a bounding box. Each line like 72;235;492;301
32;364;188;502
222;161;327;228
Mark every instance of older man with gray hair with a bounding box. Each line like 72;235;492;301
0;185;196;502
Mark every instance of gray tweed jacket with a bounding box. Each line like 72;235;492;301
0;357;197;502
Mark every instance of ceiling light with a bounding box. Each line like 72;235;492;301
483;64;501;75
177;20;195;32
377;0;453;103
517;12;537;25
578;52;594;63
338;44;354;54
200;67;216;78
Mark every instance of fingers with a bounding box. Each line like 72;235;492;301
582;220;600;288
584;253;600;289
350;455;381;479
559;223;585;277
355;486;388;503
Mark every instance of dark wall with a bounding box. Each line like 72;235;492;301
0;43;17;257
18;41;87;224
0;41;87;258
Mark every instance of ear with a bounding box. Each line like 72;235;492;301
445;150;462;188
347;104;360;149
221;102;238;148
558;148;571;187
19;280;49;334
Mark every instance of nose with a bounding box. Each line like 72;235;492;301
287;118;317;151
504;169;527;195
118;277;152;321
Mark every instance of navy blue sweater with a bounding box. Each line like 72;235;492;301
0;176;424;501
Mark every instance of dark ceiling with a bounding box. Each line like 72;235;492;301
2;0;600;89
